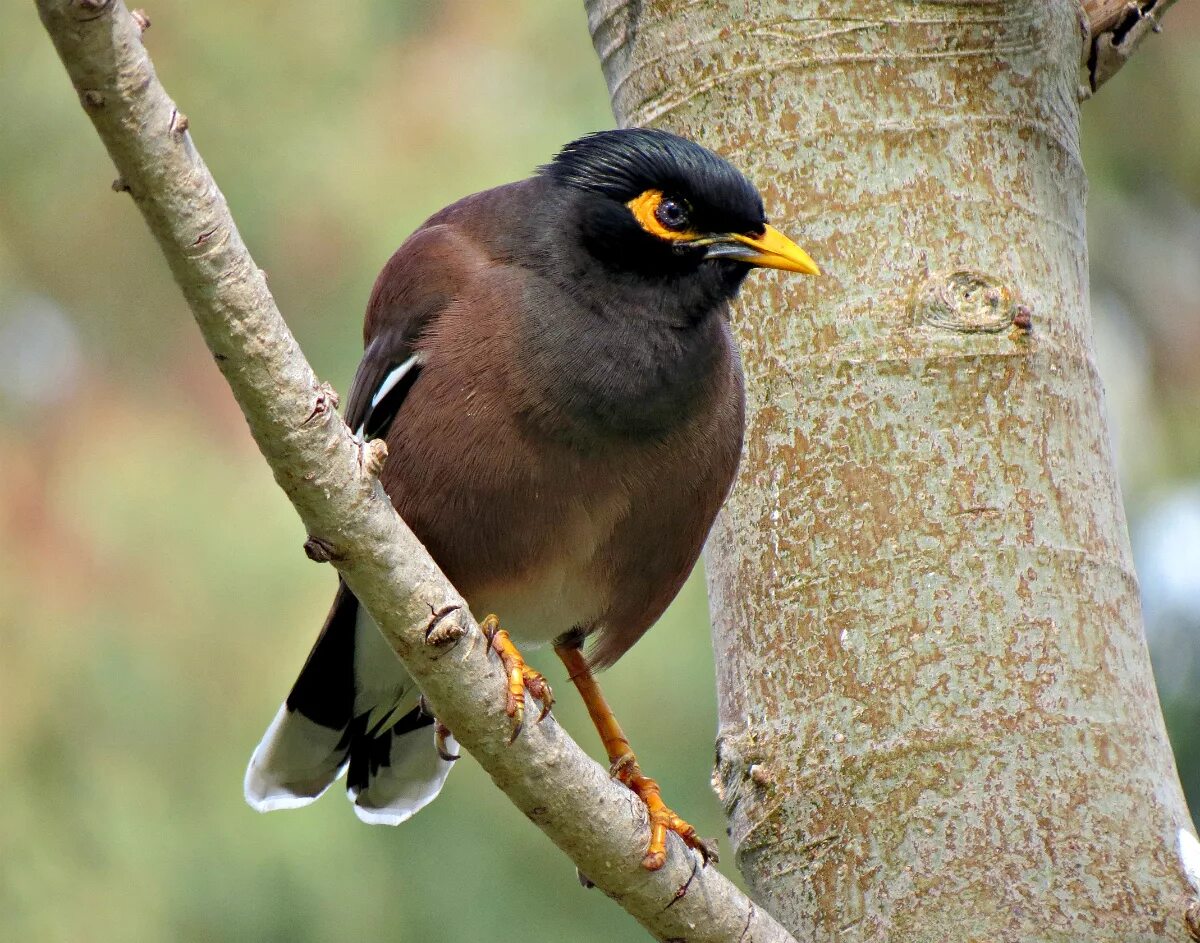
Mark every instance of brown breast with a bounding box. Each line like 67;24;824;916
377;259;744;661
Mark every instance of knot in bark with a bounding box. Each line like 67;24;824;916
912;270;1025;335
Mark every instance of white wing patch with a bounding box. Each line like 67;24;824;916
356;353;421;437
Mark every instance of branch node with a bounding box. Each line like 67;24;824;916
302;535;343;563
425;603;466;646
111;177;131;194
81;89;105;109
1012;304;1033;333
170;108;189;134
359;437;389;479
912;270;1026;336
302;381;339;425
130;8;150;33
1082;0;1175;92
193;226;218;246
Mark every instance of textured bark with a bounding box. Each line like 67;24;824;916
587;0;1199;940
33;1;798;940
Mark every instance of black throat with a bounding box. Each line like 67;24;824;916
511;195;743;443
513;283;736;445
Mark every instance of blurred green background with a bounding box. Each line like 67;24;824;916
2;3;1197;941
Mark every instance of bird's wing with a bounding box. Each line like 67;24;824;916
345;341;422;440
343;221;490;438
247;220;495;822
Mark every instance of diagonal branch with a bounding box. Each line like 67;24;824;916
33;1;797;941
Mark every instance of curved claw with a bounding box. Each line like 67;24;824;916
526;672;554;722
613;754;717;871
482;615;553;743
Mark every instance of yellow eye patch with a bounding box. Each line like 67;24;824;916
625;189;700;242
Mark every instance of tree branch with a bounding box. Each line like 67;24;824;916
1080;0;1181;94
32;2;797;940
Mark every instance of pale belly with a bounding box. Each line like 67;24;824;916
464;489;631;645
469;566;604;645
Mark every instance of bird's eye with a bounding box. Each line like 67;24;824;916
626;189;695;242
654;198;690;231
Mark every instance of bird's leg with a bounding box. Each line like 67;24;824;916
480;614;553;743
556;645;717;872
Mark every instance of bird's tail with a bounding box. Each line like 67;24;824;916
244;582;457;824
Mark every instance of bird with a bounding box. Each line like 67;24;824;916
244;127;818;870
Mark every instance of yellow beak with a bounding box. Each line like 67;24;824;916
727;225;820;275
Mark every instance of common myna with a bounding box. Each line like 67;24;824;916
245;128;818;870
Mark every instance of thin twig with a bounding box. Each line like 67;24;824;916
1080;0;1180;94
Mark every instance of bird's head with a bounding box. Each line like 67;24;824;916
539;128;818;305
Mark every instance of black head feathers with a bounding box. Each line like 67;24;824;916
540;128;766;236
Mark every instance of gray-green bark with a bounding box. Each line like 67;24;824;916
34;1;796;939
587;0;1199;939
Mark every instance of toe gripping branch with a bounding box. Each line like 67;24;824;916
555;645;717;871
481;615;553;742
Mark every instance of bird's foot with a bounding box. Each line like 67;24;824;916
480;614;553;742
610;753;718;871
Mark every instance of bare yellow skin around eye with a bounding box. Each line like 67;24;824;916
625;189;700;242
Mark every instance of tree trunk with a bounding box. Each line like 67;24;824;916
587;1;1198;939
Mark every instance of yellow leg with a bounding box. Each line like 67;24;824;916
481;615;553;742
556;645;717;871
